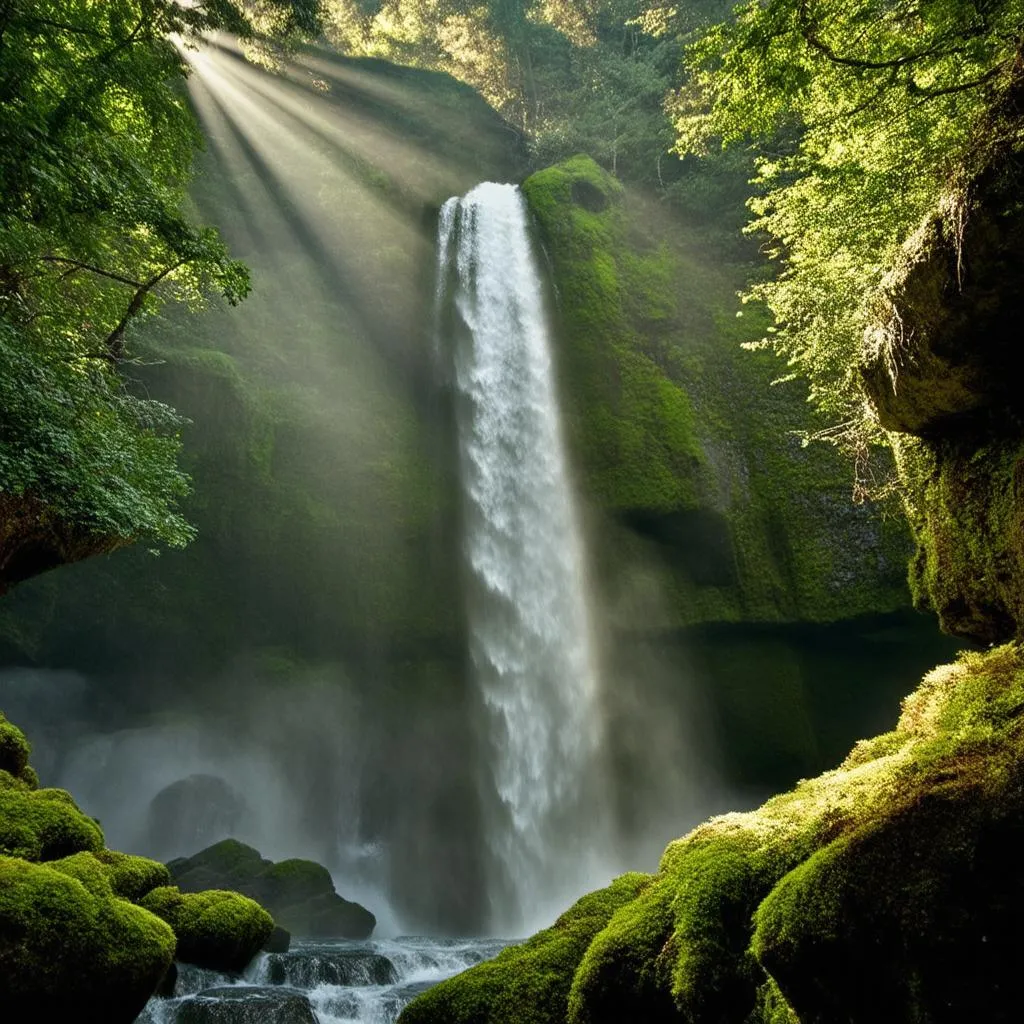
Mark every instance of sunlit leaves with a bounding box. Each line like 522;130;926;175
673;0;1023;435
0;0;283;548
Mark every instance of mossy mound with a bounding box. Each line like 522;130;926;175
169;838;376;939
0;856;176;1023
139;885;274;972
402;644;1024;1024
0;781;104;861
399;873;651;1024
0;710;31;776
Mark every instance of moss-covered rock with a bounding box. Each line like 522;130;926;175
169;838;376;939
399;873;651;1024
139;885;274;972
0;782;104;861
403;644;1024;1024
0;710;30;776
861;124;1024;645
96;849;172;901
0;855;176;1023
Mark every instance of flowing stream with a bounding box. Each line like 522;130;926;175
137;938;510;1024
437;182;612;933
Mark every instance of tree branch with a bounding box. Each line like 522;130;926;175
908;64;1004;97
104;260;188;362
40;255;144;289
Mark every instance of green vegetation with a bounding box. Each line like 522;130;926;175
673;0;1023;464
0;1;339;581
0;785;104;862
140;885;275;972
522;155;910;627
403;642;1024;1024
399;873;651;1024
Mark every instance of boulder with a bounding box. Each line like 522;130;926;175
264;925;291;953
140;886;274;973
169;839;375;939
175;986;317;1024
144;775;250;860
0;856;176;1024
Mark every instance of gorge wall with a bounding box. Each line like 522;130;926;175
0;46;954;933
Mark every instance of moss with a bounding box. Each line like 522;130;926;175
522;155;911;630
899;432;1024;645
399;873;651;1024
49;851;115;897
94;849;172;901
140;885;274;972
522;156;708;518
0;784;104;861
0;711;31;776
0;855;176;1023
415;645;1024;1024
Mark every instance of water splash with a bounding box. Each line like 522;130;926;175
437;182;612;933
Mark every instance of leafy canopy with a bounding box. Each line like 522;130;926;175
0;0;322;549
672;0;1023;455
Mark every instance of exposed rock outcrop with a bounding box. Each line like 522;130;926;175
860;110;1024;644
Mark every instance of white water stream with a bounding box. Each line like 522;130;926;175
437;182;612;933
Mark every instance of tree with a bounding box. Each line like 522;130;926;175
671;0;1024;475
0;0;321;574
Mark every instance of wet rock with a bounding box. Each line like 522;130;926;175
175;986;317;1024
264;925;291;953
263;948;397;987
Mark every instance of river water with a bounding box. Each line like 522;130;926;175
136;937;510;1024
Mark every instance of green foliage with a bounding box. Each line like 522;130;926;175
0;784;105;862
672;0;1024;446
399;873;652;1024
0;1;329;558
0;855;176;1022
140;885;274;972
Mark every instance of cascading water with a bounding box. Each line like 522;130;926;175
437;182;612;933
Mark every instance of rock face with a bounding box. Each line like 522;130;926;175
169;839;375;939
399;643;1024;1024
860;121;1024;644
144;774;251;861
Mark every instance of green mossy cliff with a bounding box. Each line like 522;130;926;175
522;156;911;630
400;642;1024;1024
861;111;1024;646
0;712;275;1021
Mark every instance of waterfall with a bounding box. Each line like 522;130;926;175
436;182;611;933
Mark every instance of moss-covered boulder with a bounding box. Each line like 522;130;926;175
0;782;104;861
399;873;651;1024
0;855;176;1023
402;644;1024;1024
169;838;375;939
139;885;274;972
